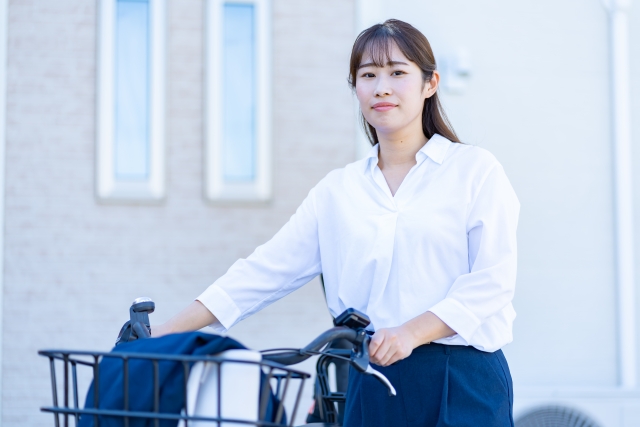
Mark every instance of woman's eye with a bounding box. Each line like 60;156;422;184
392;70;406;76
361;72;375;78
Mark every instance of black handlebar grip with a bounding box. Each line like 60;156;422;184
129;297;154;332
115;297;155;346
132;321;152;339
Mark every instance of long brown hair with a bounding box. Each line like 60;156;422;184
348;19;460;145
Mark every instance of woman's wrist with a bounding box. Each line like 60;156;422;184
399;322;425;350
151;322;173;338
401;311;456;348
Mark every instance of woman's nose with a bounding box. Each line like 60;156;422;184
374;77;392;97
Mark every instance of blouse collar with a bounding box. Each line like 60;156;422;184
364;133;452;174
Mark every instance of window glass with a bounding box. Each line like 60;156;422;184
222;3;256;182
114;0;150;180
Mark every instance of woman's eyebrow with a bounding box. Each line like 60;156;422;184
357;60;409;69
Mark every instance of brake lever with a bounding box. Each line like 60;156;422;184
364;364;397;396
349;331;396;396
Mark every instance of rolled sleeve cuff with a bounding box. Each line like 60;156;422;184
428;297;481;344
196;285;242;334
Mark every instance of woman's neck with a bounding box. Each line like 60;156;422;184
377;129;428;169
375;130;427;196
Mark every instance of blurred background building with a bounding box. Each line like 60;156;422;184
0;0;639;426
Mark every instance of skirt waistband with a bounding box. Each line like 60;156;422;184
412;342;485;354
365;330;487;355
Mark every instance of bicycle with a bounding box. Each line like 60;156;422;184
39;297;396;427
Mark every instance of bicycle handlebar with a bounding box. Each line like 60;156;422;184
260;326;363;365
260;325;395;396
116;297;396;396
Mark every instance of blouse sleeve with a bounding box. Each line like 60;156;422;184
428;163;520;344
196;188;322;333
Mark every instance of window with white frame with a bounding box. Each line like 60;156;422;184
96;0;166;201
205;0;271;202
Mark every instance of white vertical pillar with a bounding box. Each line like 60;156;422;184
0;0;7;419
603;0;637;389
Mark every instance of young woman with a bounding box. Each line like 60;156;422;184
153;19;519;427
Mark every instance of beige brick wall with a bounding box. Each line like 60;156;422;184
3;0;356;424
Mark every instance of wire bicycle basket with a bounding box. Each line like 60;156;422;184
39;348;310;427
39;301;393;427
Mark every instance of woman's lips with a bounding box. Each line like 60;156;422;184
372;103;397;112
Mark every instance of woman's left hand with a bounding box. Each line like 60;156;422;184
369;325;417;367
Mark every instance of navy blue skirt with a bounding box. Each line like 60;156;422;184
343;343;514;427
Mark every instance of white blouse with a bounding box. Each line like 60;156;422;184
198;134;520;352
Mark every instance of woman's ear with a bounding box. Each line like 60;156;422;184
424;70;440;99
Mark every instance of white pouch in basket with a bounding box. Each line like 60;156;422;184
177;349;262;427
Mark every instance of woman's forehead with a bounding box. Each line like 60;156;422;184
359;40;410;68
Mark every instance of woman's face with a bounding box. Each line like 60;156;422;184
355;42;438;139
